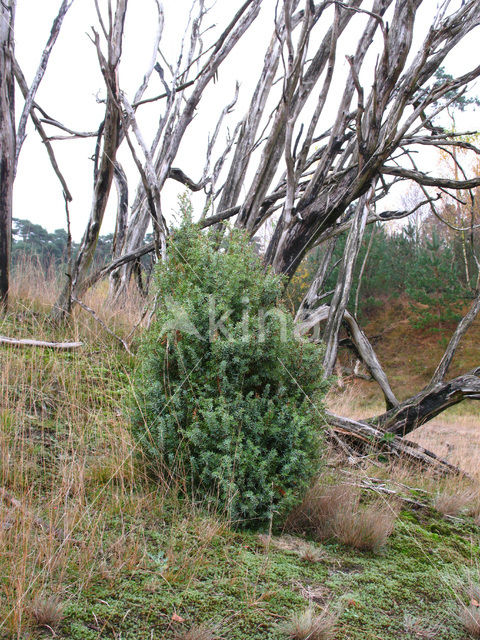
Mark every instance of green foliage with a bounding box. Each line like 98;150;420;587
12;218;72;267
430;66;480;112
132;220;328;526
289;220;471;332
404;230;467;329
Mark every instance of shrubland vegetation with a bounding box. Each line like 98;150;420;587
132;222;328;525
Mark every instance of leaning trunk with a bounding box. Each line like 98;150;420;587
52;0;128;320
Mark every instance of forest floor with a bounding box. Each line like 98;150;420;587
0;283;479;639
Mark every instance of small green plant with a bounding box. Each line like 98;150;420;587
131;218;328;526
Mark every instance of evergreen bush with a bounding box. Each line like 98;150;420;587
131;220;328;526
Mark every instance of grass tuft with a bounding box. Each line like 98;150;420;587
177;624;218;640
29;594;64;631
459;605;480;637
280;606;337;640
333;499;396;551
434;488;477;516
285;483;396;551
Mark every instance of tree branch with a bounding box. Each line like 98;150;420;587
15;0;74;169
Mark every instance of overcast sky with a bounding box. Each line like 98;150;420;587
12;0;480;240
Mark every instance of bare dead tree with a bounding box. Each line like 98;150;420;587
52;0;128;319
0;0;74;310
87;0;480;436
14;0;74;169
107;0;264;302
0;0;16;309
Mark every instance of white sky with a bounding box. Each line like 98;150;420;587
12;0;480;240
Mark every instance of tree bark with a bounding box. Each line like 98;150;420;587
322;192;370;377
0;0;16;310
52;0;128;320
296;304;398;409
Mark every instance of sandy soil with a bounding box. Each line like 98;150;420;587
409;416;480;478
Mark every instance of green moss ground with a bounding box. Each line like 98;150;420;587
0;304;478;639
56;509;479;640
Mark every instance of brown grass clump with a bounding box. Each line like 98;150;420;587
285;483;356;540
299;543;324;563
178;624;218;640
434;488;477;516
468;492;480;524
281;606;337;640
459;605;480;637
285;483;396;551
333;499;396;551
29;594;64;632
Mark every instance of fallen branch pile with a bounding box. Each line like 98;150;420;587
326;412;463;476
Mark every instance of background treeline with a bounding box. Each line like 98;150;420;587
12;219;113;269
12;218;154;275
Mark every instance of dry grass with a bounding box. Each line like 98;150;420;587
10;255;147;338
327;381;480;480
280;606;337;640
258;533;324;562
178;624;219;640
462;580;480;628
0;264;169;637
29;594;64;632
285;483;355;541
459;605;480;637
361;455;480;520
333;498;396;551
409;414;480;479
433;488;478;516
299;543;324;563
2;263;479;638
285;482;396;551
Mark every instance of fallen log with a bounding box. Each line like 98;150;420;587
326;411;463;475
373;367;480;436
0;335;83;350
